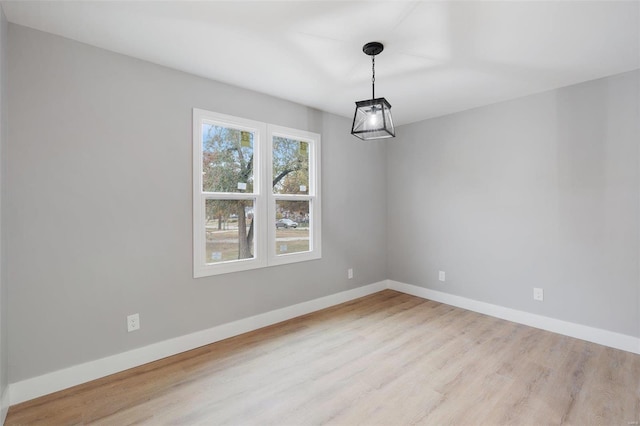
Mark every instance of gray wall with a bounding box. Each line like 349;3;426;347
6;24;387;383
388;70;640;337
0;3;8;413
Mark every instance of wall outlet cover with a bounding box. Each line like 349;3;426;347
533;288;544;302
127;313;140;332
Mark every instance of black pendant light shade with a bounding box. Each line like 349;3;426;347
352;97;395;140
351;42;395;140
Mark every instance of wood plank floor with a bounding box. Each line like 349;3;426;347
6;290;640;425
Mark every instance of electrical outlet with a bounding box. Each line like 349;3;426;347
439;271;445;282
127;313;140;332
533;288;544;302
348;268;353;279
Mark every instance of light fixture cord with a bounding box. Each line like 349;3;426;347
371;55;376;99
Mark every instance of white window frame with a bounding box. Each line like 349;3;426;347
193;109;321;277
267;125;322;266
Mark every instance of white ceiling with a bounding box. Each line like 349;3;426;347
2;1;639;126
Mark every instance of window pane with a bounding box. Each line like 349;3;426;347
205;199;255;263
275;200;310;255
272;136;309;195
202;124;254;193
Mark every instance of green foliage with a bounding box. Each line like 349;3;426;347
272;137;309;194
202;125;254;193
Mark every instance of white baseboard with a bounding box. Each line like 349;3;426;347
387;280;640;355
9;279;639;407
9;281;387;405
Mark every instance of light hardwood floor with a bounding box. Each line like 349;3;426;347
6;290;640;425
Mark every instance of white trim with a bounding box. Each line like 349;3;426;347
9;281;386;405
387;280;640;355
1;387;9;424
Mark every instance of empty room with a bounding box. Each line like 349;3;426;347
0;0;638;424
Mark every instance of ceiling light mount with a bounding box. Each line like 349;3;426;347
362;41;384;56
351;41;395;140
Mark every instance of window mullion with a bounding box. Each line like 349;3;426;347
273;194;313;201
202;192;256;200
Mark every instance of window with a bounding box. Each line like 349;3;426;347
193;109;321;277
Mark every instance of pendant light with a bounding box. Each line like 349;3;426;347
351;42;395;140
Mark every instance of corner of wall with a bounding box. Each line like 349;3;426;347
0;4;9;422
0;387;8;424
